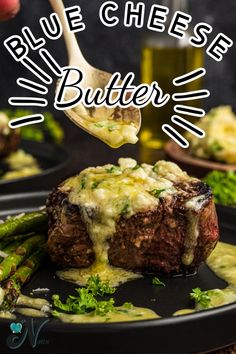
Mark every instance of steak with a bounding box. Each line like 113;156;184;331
46;159;219;275
0;113;20;157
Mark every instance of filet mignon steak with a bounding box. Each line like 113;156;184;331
46;158;219;275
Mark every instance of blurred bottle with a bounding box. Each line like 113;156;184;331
140;0;204;153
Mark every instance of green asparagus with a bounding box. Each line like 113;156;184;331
0;234;46;281
0;240;32;263
0;240;23;262
0;240;10;250
0;211;47;240
0;233;34;250
0;247;46;311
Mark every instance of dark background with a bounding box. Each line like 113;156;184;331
0;0;235;172
0;0;235;108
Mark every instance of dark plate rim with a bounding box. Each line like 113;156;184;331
0;141;70;186
216;203;236;212
164;140;236;171
1;292;235;333
0;191;50;203
0;192;236;332
43;301;236;332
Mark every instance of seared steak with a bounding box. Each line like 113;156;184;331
46;159;219;275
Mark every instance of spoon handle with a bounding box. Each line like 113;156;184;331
48;0;86;66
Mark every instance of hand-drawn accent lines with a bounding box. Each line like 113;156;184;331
162;68;209;148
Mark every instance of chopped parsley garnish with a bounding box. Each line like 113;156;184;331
108;125;117;132
87;275;116;297
203;170;236;206
132;164;141;170
190;288;211;309
152;277;165;287
52;275;130;317
80;176;87;190
91;181;101;189
150;189;165;198
106;166;120;174
122;302;134;309
152;165;158;173
94;123;104;128
95;298;115;316
120;201;130;215
52;288;96;315
114;302;134;314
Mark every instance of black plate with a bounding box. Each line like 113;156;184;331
0;192;236;354
0;141;70;194
216;204;236;231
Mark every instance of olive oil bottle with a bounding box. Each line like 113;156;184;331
140;0;204;150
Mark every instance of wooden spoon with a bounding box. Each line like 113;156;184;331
49;0;141;148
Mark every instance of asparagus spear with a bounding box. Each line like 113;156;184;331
0;233;34;251
0;240;11;250
0;234;46;282
0;211;47;240
0;247;46;311
0;240;23;262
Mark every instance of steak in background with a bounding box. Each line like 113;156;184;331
0;113;20;157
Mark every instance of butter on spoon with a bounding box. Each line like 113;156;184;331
49;0;141;148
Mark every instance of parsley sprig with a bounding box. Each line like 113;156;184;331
190;288;211;309
106;166;121;174
86;275;116;297
150;189;165;198
52;275;123;317
152;277;165;287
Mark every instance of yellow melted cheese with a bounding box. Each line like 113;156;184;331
182;195;209;266
3;242;236;323
202;242;236;309
173;309;195;316
0;311;16;320
56;305;159;324
175;243;236;315
83;119;139;148
16;308;49;318
64;92;139;148
207;242;236;285
17;294;50;310
57;265;141;288
58;158;193;286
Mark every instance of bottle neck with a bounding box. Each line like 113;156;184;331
143;0;190;47
162;0;188;16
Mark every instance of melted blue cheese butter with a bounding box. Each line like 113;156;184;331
64;96;139;148
204;242;236;309
83;120;139;148
16;308;49;318
57;158;193;286
182;195;209;266
207;242;236;285
17;294;50;310
0;311;16;319
174;242;236;315
57;306;159;323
